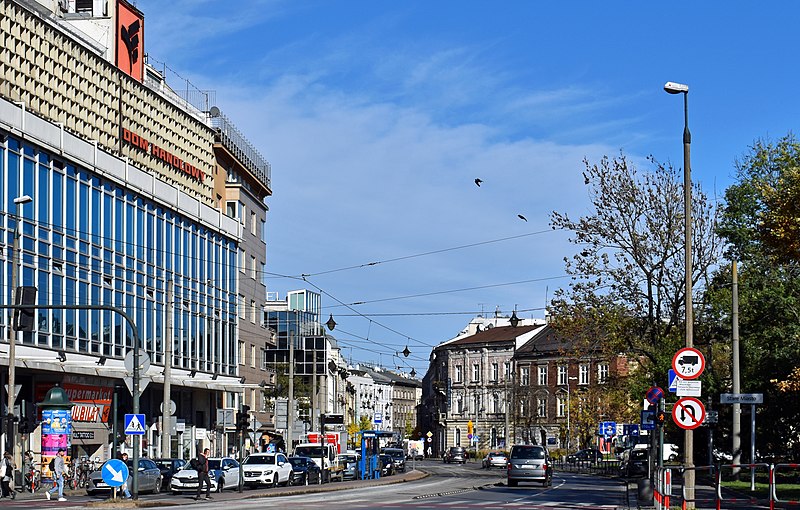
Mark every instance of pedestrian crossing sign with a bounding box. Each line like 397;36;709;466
124;413;146;435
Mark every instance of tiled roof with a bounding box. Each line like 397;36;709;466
441;324;543;348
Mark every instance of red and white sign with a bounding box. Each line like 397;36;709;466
672;397;706;430
672;347;705;380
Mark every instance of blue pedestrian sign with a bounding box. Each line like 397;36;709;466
124;413;146;435
668;369;679;393
101;459;129;488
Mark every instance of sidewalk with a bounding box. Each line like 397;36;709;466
6;469;429;507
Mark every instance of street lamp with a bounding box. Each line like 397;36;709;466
7;194;33;455
665;80;695;505
565;376;578;450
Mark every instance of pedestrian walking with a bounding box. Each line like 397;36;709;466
45;449;67;502
120;453;131;499
195;448;211;500
1;451;16;499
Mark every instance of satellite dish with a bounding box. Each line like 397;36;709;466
209;106;221;117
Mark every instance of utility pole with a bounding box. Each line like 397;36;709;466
287;331;294;453
161;279;173;457
732;261;741;474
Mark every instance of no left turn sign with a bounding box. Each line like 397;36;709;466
672;347;705;380
672;397;706;430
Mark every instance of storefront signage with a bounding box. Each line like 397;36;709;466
122;128;205;182
73;431;95;440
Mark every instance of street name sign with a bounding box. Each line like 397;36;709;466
720;393;764;404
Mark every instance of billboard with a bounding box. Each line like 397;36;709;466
116;0;144;81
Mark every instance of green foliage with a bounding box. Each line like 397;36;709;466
550;152;721;417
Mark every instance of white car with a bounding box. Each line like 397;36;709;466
242;452;293;487
170;457;240;494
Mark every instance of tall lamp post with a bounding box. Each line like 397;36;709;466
664;80;694;506
565;376;578;450
7;194;33;456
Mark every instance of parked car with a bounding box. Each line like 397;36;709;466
507;445;552;487
86;458;162;496
288;456;322;485
482;451;509;469
443;446;467;464
378;454;395;476
170;457;240;494
242;452;293;488
338;453;361;481
633;443;679;462
153;458;186;491
565;448;603;464
381;448;406;473
619;448;649;478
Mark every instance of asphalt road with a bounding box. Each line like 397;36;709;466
2;459;631;509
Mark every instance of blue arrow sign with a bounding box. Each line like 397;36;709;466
101;459;129;488
629;424;640;436
124;413;145;435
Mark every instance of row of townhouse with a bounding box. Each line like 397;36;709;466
420;314;628;456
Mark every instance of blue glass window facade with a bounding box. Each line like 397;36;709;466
1;135;239;375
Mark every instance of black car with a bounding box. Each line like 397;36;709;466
287;456;322;486
153;458;186;490
565;448;603;464
381;448;406;472
378;454;395;476
443;446;467;464
619;448;649;478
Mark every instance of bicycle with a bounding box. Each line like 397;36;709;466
23;462;41;493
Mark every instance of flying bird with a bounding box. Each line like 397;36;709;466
474;178;483;187
517;214;527;222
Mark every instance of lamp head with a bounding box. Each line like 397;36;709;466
13;195;33;205
664;81;689;94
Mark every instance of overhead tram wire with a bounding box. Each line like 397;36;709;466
325;275;571;308
297;228;560;278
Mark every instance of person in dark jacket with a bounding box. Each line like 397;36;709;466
195;448;211;500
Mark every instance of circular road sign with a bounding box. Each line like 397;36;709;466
123;349;151;374
672;397;706;430
646;386;665;405
672;347;705;380
101;459;129;488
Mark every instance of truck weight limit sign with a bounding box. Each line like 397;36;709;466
672;347;705;380
672;397;706;430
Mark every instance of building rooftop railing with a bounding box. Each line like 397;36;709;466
210;108;272;191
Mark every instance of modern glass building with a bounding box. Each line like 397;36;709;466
1;134;239;375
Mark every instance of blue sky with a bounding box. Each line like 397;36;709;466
136;0;800;376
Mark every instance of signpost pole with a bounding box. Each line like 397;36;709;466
750;404;756;491
658;399;664;468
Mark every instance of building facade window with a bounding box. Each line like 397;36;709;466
472;363;480;382
491;362;499;382
537;397;547;418
492;393;500;413
579;363;590;385
504;361;511;380
238;340;245;365
558;365;567;385
455;365;463;383
538;365;548;386
557;396;566;417
520;367;530;386
598;363;609;384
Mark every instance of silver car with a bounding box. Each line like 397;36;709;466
86;458;162;496
506;445;552;487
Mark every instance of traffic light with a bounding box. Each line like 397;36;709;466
236;405;250;430
467;420;474;435
656;410;668;427
13;286;37;332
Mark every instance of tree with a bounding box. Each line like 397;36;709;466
550;153;722;401
708;134;800;459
